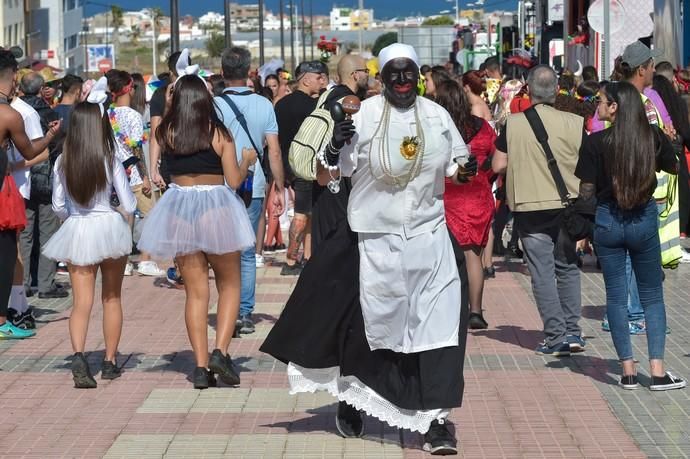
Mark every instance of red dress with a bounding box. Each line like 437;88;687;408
444;118;496;247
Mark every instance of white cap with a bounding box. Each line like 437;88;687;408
378;43;420;71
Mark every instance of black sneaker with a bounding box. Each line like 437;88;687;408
280;263;303;276
650;372;687;391
71;353;97;389
20;308;36;330
423;419;458;455
468;312;488;330
238;315;255;334
38;286;68;299
192;367;217;389
483;267;496;279
274;243;287;253
101;360;122;380
263;245;276;254
335;401;364;438
7;308;25;328
619;374;639;390
208;349;240;386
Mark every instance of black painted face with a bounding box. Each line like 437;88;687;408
381;58;419;109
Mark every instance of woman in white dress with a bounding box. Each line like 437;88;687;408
43;77;136;389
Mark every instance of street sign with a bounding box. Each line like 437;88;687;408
40;49;55;59
98;58;113;72
86;44;115;72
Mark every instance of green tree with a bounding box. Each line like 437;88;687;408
422;16;454;26
130;25;141;46
206;32;225;58
110;5;124;55
372;31;398;56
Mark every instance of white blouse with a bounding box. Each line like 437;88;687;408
339;95;469;237
52;155;137;220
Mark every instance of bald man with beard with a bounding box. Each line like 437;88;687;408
309;54;370;254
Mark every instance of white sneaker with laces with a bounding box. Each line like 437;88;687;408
124;263;134;276
137;261;166;277
255;254;265;268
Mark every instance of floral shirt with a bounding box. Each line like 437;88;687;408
111;106;144;187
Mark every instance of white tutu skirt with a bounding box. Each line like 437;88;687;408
43;212;133;266
138;184;255;258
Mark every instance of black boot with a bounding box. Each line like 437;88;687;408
335;401;364;438
71;353;97;389
208;349;240;386
423;419;458;455
101;359;122;380
468;312;488;330
193;367;217;389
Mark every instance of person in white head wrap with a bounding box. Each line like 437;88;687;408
42;74;137;389
261;43;476;455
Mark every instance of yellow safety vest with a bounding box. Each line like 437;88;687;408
643;95;682;268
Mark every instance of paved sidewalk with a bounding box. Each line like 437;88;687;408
0;251;688;458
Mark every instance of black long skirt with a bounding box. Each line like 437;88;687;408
260;205;469;413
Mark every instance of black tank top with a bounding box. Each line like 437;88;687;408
164;147;223;176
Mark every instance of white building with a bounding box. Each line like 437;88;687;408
199;12;224;28
19;0;84;72
1;0;25;49
330;7;374;31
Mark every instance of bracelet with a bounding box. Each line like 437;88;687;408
317;142;340;171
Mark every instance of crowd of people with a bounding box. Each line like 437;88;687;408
1;36;689;455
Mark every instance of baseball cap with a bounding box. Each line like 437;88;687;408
295;61;328;79
621;41;662;68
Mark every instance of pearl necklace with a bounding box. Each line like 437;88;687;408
369;99;425;188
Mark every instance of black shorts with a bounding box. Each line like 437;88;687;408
293;178;313;215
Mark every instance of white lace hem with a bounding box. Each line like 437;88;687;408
287;362;446;434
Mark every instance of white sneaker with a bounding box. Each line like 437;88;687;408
137;261;166;277
681;250;690;264
255;254;265;268
124;263;134;276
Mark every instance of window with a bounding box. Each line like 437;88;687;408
63;0;76;11
64;34;78;51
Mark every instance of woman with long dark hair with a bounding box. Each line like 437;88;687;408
137;75;257;389
43;77;136;388
576;81;685;391
436;79;496;329
129;73;147;115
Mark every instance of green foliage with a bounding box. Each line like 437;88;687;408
372;32;398;57
206;32;225;58
111;5;124;27
422;16;455;26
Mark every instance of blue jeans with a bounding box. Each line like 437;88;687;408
593;200;666;361
240;198;264;318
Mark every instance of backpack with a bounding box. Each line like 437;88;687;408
288;88;336;181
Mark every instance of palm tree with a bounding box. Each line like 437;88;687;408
130;25;141;46
110;5;124;55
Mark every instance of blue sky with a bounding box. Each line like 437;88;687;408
87;0;518;20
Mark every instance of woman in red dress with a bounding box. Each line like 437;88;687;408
436;79;496;329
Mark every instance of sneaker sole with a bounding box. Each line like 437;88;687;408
535;350;571;357
650;381;687;391
422;443;458;455
568;344;585;353
335;414;365;438
618;382;640;390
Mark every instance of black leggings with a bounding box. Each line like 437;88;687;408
0;229;17;317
